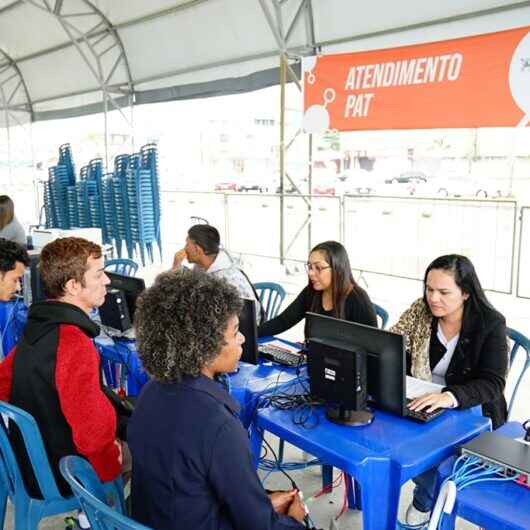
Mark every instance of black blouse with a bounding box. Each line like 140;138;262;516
257;284;377;338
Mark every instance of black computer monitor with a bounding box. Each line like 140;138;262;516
306;312;407;418
99;272;146;332
238;298;259;364
22;251;47;306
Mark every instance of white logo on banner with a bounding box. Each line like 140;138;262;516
303;88;336;133
509;31;530;127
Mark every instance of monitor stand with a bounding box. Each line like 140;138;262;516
326;405;373;427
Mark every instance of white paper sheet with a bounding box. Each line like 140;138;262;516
406;376;444;399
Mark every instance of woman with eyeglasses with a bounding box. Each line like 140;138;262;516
258;241;377;338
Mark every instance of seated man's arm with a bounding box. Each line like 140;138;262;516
55;325;121;481
0;349;15;401
208;419;305;530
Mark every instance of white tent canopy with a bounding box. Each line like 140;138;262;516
0;0;529;127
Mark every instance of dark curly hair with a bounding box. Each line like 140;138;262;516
0;238;30;274
134;268;243;382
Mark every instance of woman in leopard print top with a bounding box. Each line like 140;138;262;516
392;254;507;523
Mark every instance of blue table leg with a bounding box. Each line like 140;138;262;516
278;439;285;463
249;425;264;469
322;464;333;492
357;459;399;530
344;474;361;510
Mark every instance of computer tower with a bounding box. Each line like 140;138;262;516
307;337;371;425
98;289;132;332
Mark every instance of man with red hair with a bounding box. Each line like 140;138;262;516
0;237;122;496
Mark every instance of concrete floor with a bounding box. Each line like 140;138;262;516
3;438;479;529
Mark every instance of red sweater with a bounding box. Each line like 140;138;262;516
0;324;121;482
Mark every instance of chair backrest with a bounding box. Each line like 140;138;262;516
60;456;150;530
0;401;64;502
373;303;389;329
506;327;530;417
253;282;287;321
104;259;139;277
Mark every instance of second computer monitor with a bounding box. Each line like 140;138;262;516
238;298;259;364
99;272;146;332
306;312;406;417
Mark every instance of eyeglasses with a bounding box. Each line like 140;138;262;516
304;263;331;274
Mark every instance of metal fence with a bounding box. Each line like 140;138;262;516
517;206;530;299
343;195;517;294
161;191;518;295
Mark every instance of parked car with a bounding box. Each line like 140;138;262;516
237;176;267;193
385;170;429;184
341;170;387;195
414;175;507;198
214;181;237;192
312;184;336;196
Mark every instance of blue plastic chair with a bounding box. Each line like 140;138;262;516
254;282;287;321
373;303;389;329
104;259;139;277
507;327;530;418
60;456;150;530
0;401;80;529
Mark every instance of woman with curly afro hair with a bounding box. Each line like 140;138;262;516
128;269;305;530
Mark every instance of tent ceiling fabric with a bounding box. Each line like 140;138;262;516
0;0;529;126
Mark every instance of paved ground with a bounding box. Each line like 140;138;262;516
3;439;479;530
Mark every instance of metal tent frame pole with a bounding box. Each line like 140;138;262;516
0;47;33;187
23;0;135;168
259;0;317;264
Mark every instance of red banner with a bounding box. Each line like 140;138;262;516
302;26;530;132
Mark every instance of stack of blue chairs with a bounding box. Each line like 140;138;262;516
42;143;162;265
58;143;76;185
86;159;109;243
101;175;119;252
43;181;55;229
123;154;156;265
111;173;133;259
66;186;79;228
76;173;98;229
48;165;71;229
140;144;162;259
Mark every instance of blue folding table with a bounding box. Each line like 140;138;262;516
95;335;306;427
436;421;530;530
249;405;490;530
229;358;307;428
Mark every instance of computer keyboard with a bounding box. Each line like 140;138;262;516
258;344;305;367
406;398;446;423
